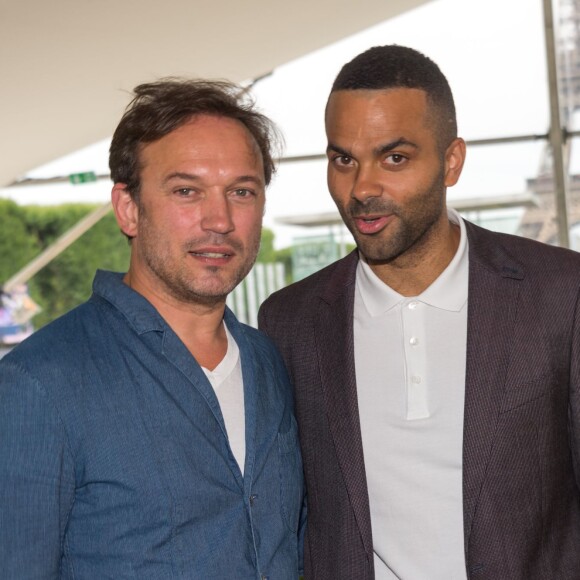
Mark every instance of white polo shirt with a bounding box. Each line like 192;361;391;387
354;208;468;579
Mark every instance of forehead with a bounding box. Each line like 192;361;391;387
140;115;264;176
325;88;433;141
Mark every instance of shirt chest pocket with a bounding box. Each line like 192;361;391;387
277;418;304;533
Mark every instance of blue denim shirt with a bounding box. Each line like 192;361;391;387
0;271;305;579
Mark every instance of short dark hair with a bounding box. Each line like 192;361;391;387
109;78;281;198
330;45;457;148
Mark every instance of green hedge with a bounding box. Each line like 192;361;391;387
0;200;130;328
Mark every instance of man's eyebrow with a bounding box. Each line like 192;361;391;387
326;143;352;157
375;138;418;156
326;138;418;158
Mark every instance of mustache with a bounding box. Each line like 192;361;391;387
346;197;400;218
183;235;245;253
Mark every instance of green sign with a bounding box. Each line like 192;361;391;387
69;171;97;185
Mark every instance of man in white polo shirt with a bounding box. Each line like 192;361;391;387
259;45;580;579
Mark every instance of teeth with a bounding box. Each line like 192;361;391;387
195;252;228;258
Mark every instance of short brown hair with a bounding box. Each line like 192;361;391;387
109;78;281;199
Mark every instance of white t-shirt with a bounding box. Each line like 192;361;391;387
201;324;245;475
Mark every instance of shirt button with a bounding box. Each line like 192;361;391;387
411;375;422;384
408;301;419;309
409;337;419;346
249;494;258;506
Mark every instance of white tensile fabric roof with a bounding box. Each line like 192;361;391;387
0;0;432;187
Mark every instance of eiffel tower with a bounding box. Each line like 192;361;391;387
517;0;580;245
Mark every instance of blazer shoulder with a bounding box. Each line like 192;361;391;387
466;221;580;279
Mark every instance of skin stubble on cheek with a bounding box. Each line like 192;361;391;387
364;169;447;266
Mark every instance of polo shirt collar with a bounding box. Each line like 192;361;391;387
357;208;469;316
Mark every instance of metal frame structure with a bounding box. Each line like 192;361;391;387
544;0;570;246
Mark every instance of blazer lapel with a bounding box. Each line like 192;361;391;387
462;223;524;550
315;252;374;558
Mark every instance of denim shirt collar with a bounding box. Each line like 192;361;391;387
92;270;169;335
92;270;246;342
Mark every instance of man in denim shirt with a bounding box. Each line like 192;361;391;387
0;79;305;579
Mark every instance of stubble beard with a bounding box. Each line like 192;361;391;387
137;215;261;308
340;171;447;267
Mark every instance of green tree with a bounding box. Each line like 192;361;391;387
0;200;39;282
29;208;130;328
0;203;130;328
257;227;276;263
257;227;295;282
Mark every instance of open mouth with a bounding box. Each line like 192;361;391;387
353;215;393;234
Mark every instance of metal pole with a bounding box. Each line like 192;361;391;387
543;0;570;247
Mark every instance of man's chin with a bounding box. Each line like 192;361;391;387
357;239;403;266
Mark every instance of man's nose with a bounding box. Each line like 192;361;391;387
200;193;235;234
351;165;383;203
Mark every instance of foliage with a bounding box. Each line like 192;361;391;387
0;203;130;328
29;209;131;328
0;200;40;282
256;227;276;263
257;227;294;282
271;246;294;284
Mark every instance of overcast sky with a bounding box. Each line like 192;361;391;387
1;0;554;248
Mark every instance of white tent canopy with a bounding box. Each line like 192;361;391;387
0;0;431;187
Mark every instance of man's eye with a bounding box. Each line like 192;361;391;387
233;188;253;197
175;188;193;196
386;154;406;165
333;155;352;166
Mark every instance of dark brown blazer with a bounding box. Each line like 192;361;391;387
258;221;580;580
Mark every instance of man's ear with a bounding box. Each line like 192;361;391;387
111;183;138;238
443;138;466;187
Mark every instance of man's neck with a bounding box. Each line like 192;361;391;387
160;302;228;371
123;271;228;370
